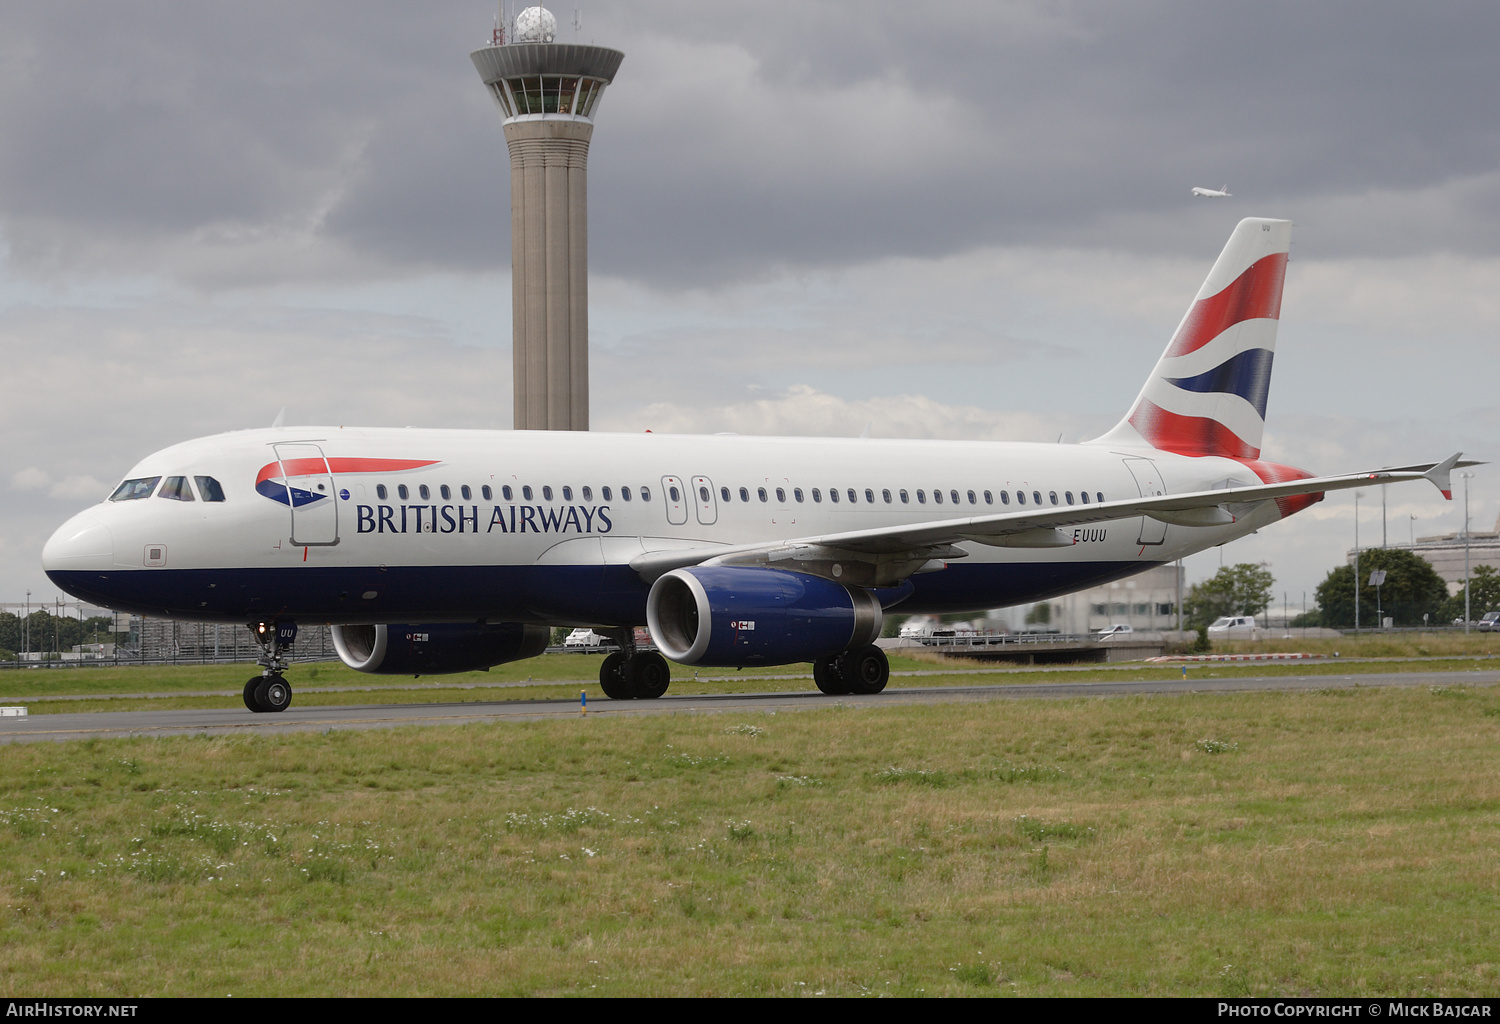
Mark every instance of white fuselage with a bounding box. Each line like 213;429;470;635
43;426;1286;627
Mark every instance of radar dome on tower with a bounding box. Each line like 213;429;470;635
514;6;557;43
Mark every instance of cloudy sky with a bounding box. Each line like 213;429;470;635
3;1;1497;613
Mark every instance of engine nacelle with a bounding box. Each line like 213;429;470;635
331;622;549;675
646;566;882;666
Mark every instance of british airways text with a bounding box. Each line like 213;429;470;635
355;504;613;535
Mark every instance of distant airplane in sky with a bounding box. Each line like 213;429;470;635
1192;185;1232;198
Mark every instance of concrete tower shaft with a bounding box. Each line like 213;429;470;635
471;38;623;431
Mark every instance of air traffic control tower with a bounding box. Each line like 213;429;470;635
471;5;623;431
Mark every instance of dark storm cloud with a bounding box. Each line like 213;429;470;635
0;1;1497;287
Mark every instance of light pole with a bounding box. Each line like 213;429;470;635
1460;471;1475;633
1354;491;1362;631
1410;513;1417;548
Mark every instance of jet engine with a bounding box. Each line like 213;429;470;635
646;566;882;666
331;622;549;675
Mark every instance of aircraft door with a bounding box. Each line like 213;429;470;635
661;475;688;526
691;475;718;525
273;443;339;546
1122;457;1167;546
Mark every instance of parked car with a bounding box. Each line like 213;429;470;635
1095;624;1134;638
563;628;605;648
1477;612;1500;632
1207;615;1257;637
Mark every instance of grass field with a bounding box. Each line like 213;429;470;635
2;678;1498;996
4;632;1500;716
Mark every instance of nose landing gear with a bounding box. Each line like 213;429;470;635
244;621;296;713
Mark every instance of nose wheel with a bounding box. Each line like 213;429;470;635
243;674;293;713
244;621;296;713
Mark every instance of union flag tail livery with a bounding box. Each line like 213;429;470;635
1092;217;1290;460
41;215;1465;711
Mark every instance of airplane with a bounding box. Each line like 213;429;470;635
41;218;1468;712
1192;185;1232;198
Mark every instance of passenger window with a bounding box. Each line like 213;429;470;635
776;487;786;503
829;488;840;503
699;486;710;502
900;489;909;504
1033;491;1042;505
377;484;388;500
1049;491;1058;505
669;486;680;502
999;490;1009;505
640;486;652;502
440;485;451;500
1080;491;1089;504
721;487;731;501
419;485;431;500
1097;492;1105;503
983;490;993;505
159;476;195;502
399;485;410;500
758;487;768;502
933;490;943;504
562;486;573;501
844;488;854;503
522;486;533;501
882;489;892;503
740;487;749;502
194;476;226;502
601;486;611;501
502;485;513;500
967;490;976;505
917;490;926;504
794;488;804;502
1065;491;1074;505
812;488;822;503
461;485;471;500
110;477;161;502
621;487;632;501
1017;491;1026;505
543;486;554;501
483;485;493;500
581;486;592;501
951;490;960;504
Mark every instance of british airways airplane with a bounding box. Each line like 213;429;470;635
41;219;1464;712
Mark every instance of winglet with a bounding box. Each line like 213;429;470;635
1424;452;1461;500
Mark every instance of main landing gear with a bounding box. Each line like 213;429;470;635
813;644;890;696
244;621;295;713
598;628;671;700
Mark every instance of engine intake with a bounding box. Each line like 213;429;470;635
331;622;549;675
646;566;882;666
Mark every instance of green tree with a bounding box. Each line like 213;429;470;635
1182;563;1275;628
1314;548;1448;628
1024;602;1051;625
1442;564;1500;622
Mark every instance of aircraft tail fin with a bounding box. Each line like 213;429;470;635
1089;217;1291;460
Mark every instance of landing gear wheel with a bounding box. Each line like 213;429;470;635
257;675;293;712
244;677;265;712
813;656;850;695
840;645;890;695
599;652;632;700
625;651;671;699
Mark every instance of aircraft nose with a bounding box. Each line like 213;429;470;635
42;513;114;573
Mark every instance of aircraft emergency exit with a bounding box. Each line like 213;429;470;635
42;219;1467;712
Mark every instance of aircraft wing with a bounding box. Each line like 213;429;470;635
629;454;1472;588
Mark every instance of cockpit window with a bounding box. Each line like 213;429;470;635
195;476;226;502
158;476;195;502
110;477;161;502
